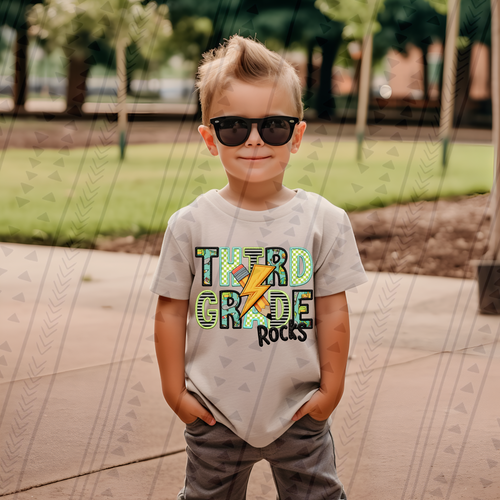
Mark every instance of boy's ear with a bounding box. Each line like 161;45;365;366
198;125;219;156
290;121;307;154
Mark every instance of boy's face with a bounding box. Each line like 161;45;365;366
198;80;306;186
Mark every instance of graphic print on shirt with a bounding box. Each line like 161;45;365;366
195;247;314;346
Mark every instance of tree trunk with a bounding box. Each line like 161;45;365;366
13;27;28;109
453;45;473;126
350;57;361;98
422;45;429;101
66;57;90;116
439;0;460;166
302;39;316;113
315;32;342;120
438;39;472;127
437;50;444;99
306;40;315;94
125;44;136;95
126;69;132;95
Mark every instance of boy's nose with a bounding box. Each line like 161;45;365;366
245;123;263;146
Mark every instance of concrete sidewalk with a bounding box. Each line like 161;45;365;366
0;243;499;500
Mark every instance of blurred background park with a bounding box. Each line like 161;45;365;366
0;0;497;278
3;4;500;499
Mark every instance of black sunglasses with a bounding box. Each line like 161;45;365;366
209;116;300;147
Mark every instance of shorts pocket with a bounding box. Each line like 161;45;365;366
304;413;329;425
185;417;203;427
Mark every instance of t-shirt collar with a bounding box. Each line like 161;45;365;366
203;188;306;222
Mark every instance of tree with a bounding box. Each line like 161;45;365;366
27;0;172;158
373;0;447;100
107;1;172;158
423;0;491;165
26;0;172;119
316;0;386;159
166;0;345;120
0;0;43;110
223;2;345;120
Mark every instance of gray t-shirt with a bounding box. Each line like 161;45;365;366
149;188;368;447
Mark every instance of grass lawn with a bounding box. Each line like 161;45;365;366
0;139;494;248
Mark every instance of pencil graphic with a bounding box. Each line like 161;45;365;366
232;264;272;318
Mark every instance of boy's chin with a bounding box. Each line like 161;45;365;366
223;160;288;178
224;171;284;184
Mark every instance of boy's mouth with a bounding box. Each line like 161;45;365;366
239;156;271;161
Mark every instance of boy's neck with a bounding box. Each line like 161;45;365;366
217;182;297;212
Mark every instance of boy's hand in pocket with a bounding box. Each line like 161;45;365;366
173;388;216;426
291;388;333;422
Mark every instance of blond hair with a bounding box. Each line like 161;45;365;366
195;34;303;126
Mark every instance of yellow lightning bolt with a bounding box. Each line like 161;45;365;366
239;264;275;317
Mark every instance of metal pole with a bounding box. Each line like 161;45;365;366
356;33;373;161
116;37;127;160
439;0;460;167
484;0;500;261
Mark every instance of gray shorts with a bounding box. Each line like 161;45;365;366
177;413;347;500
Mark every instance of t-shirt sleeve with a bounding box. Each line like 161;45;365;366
314;209;369;297
149;225;194;299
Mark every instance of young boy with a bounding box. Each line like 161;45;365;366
150;34;368;500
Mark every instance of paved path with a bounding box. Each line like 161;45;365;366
0;243;499;499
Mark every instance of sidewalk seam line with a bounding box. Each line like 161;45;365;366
0;448;186;497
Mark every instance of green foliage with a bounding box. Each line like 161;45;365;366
164;16;212;63
315;0;385;40
423;0;491;46
167;0;343;53
458;0;491;47
424;0;447;15
373;0;446;62
0;0;43;30
26;0;172;59
166;0;346;118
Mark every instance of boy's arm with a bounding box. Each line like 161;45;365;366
292;291;350;421
154;295;216;425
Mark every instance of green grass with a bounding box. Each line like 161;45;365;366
0;140;494;248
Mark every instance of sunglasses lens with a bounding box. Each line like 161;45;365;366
261;118;292;146
217;118;249;146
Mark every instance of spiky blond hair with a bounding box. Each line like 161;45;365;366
195;34;303;126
